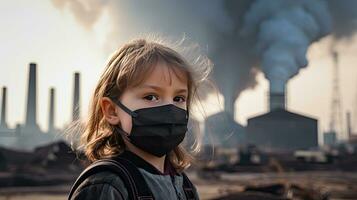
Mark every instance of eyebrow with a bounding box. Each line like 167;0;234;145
138;84;188;94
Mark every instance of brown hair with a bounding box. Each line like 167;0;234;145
74;36;212;172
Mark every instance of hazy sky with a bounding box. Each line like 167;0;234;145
0;1;356;144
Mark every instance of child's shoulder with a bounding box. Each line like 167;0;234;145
71;171;129;200
80;171;127;190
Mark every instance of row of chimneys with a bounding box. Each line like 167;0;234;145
0;63;81;131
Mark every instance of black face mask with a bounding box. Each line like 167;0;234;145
110;97;189;157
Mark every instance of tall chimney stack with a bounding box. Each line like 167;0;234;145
25;63;38;127
1;87;8;129
224;94;235;119
72;72;80;121
347;111;352;141
48;88;55;132
269;83;286;111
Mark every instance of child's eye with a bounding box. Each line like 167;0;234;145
174;96;186;103
143;94;159;101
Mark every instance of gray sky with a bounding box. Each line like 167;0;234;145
0;1;357;144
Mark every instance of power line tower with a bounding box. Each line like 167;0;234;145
329;51;344;141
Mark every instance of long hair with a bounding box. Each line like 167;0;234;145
70;35;213;172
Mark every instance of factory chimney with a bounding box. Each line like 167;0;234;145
72;72;80;121
269;82;286;111
347;111;352;141
1;87;8;129
224;95;235;118
25;63;38;127
48;88;55;132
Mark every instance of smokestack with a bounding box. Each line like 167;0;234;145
1;87;8;129
72;72;80;121
25;63;38;127
269;82;286;111
48;88;55;132
224;95;235;118
347;111;352;141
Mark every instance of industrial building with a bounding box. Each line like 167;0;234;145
247;108;318;151
204;111;246;148
246;81;318;151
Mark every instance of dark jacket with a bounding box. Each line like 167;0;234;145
70;150;199;200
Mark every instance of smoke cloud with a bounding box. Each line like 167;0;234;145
327;0;357;39
240;0;332;93
52;0;357;110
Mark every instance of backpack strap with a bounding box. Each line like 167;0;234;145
68;157;154;200
113;157;155;200
181;172;199;200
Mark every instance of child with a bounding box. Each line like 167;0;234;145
68;36;212;200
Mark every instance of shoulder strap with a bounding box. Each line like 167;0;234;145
68;157;154;200
181;172;199;200
113;157;155;200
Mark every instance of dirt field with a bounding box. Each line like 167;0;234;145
1;171;357;200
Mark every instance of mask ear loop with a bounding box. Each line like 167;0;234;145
113;124;132;142
109;97;138;118
107;97;135;142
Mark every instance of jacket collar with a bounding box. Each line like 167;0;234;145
115;150;177;176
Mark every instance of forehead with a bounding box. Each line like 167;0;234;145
136;61;188;89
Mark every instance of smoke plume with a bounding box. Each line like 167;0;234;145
241;0;332;93
52;0;357;110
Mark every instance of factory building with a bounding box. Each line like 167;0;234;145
246;84;318;151
204;111;246;148
247;108;318;151
324;131;337;146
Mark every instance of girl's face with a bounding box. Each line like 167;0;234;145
102;61;188;135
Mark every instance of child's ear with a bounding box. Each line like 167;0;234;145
100;97;121;125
